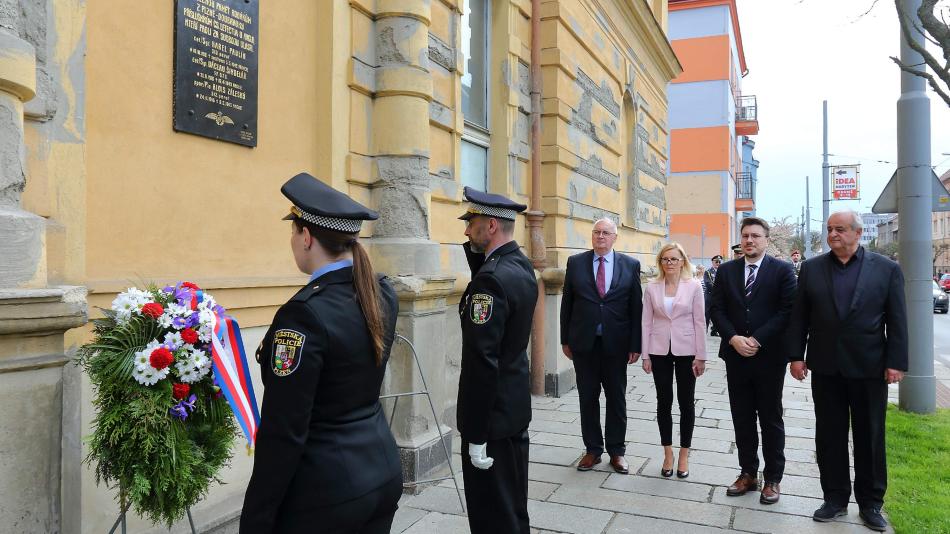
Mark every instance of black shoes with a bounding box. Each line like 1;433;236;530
859;507;888;532
661;467;673;477
676;469;689;479
812;502;847;522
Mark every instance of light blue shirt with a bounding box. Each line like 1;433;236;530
309;259;353;282
592;249;614;293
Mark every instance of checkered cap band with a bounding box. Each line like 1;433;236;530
466;202;517;221
291;206;363;233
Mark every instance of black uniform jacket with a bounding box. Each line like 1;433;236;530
241;267;401;533
457;240;538;445
786;251;908;378
709;255;797;367
560;250;642;356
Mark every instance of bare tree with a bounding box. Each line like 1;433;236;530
766;217;798;257
893;0;950;108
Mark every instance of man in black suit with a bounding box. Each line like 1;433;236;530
457;187;537;534
560;217;642;474
787;210;907;532
703;255;723;336
710;217;797;505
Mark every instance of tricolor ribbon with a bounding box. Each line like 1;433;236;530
210;315;260;447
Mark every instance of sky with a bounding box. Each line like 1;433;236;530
736;0;950;225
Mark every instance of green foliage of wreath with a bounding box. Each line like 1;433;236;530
78;311;237;527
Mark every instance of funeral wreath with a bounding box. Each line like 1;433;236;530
77;282;238;526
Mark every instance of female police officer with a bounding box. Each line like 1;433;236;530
241;173;401;534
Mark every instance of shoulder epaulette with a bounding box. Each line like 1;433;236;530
478;255;500;275
290;282;327;302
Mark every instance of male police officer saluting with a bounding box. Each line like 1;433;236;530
457;187;538;534
241;173;402;534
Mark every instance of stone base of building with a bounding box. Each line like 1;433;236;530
398;425;455;494
545;366;576;398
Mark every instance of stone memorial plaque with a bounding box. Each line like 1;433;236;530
173;0;258;147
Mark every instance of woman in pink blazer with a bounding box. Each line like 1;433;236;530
641;243;707;479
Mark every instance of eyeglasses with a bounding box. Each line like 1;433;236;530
660;258;682;265
592;231;615;237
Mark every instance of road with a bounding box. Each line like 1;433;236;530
934;311;950;368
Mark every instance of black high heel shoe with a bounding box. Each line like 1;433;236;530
661;467;674;478
676;449;690;478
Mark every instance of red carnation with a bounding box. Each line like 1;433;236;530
172;383;191;400
181;282;200;291
181;328;199;345
141;302;164;318
149;347;174;370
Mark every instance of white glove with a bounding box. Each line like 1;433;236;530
468;442;494;470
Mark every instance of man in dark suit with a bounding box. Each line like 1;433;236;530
710;217;797;505
787;210;907;532
457;187;537;534
703;255;723;336
560;217;642;474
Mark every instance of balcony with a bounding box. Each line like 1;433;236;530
736;172;755;212
736;95;759;136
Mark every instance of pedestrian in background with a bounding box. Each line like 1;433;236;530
710;217;797;505
560;217;642;475
641;243;706;479
787;210;907;532
457;187;537;534
703;255;723;336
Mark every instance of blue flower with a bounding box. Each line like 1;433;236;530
169;394;198;421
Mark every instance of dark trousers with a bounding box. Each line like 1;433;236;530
812;372;888;509
462;429;530;534
274;473;402;533
650;353;696;448
573;337;628;455
725;358;786;482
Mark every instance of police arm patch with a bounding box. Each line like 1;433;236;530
272;329;306;376
469;293;493;324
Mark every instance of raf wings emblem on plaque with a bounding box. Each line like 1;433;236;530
272;329;306;377
470;293;493;324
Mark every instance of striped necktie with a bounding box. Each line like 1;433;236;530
745;264;758;297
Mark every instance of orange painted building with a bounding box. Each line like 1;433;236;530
667;0;759;264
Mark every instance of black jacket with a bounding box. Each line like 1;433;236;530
560;250;642;356
787;251;908;378
709;255;797;366
241;268;401;533
457;240;537;444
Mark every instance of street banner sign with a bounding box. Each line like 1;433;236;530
831;165;860;200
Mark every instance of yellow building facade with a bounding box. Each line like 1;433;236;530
1;1;679;531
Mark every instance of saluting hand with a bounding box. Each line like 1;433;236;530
468;443;494;470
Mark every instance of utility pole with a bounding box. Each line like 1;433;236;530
806;175;812;256
897;0;935;413
821;102;830;253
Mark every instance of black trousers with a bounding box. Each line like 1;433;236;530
812;372;888;509
725;358;786;482
274;473;402;533
650;353;696;448
573;337;628;455
462;429;530;534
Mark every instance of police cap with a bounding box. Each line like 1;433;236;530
281;172;378;233
731;244;742;253
458;186;527;221
711;255;724;261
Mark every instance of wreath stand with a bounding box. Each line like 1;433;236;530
381;334;465;513
108;493;198;534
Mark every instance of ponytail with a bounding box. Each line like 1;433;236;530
351;241;386;366
293;218;386;365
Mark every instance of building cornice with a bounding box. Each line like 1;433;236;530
606;0;683;81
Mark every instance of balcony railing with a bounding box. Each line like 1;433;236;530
736;95;757;122
737;172;754;200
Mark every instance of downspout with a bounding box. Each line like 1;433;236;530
526;0;547;396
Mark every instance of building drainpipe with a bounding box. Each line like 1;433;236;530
526;0;547;396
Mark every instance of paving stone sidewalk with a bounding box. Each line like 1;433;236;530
391;336;900;534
